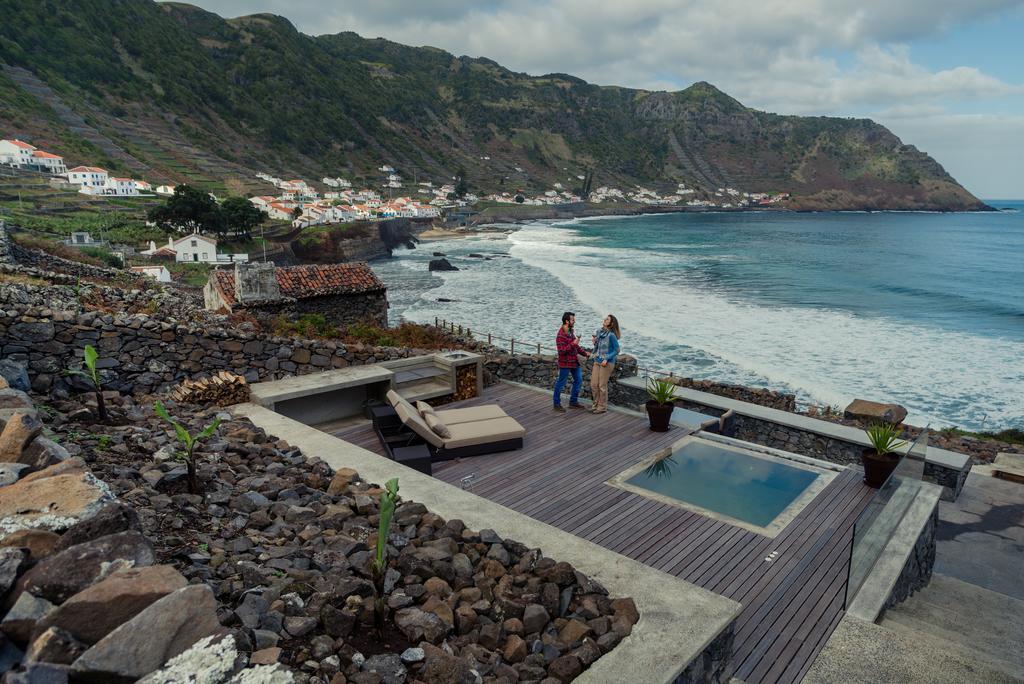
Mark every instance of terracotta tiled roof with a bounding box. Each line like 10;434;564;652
7;139;35;149
69;166;107;173
32;150;62;159
212;263;385;306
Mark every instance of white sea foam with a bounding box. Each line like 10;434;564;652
505;224;1024;428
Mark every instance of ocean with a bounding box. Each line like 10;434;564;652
370;202;1024;430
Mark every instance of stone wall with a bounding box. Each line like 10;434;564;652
0;220;13;264
664;377;796;412
484;354;639;401
883;505;937;610
247;291;389;329
609;381;865;466
675;622;735;684
0;297;423;397
6;231;144;284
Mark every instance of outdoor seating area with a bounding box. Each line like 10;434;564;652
331;381;879;683
376;389;526;469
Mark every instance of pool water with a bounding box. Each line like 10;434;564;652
624;439;821;528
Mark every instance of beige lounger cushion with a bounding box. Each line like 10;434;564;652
443;417;526;449
394;402;444;448
415;401;436;418
424;413;451;438
433;405;507;425
387;389;416;414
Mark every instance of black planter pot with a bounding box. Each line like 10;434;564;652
862;448;901;488
646;400;675;432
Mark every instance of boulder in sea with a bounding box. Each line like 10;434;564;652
432;252;446;257
467;253;484;258
428;259;459;272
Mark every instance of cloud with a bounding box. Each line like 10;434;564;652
879;113;1024;197
189;0;1024;196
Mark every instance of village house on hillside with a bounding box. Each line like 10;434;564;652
142;234;249;264
0;139;68;174
204;261;387;328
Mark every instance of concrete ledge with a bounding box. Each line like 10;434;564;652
232;402;742;684
249;365;394;406
846;481;942;622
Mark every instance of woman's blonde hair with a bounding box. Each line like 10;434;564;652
606;314;621;339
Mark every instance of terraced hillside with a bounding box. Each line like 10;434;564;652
0;0;987;210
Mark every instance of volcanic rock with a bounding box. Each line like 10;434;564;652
71;584;221;682
15;530;155;605
35;565;187;645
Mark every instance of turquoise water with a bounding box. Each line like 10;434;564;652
625;440;820;528
372;202;1024;429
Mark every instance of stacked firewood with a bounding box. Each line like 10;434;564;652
453;366;478;401
168;371;250;407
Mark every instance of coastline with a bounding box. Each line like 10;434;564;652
457;201;999;228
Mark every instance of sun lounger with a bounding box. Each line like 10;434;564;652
386;390;525;460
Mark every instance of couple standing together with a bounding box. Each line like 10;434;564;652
553;311;621;414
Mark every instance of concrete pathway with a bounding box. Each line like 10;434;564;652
935;472;1024;600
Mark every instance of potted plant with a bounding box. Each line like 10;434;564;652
862;422;907;487
646;377;676;432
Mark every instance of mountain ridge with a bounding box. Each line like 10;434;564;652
0;0;988;210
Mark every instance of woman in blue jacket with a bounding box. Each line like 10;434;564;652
589;314;621;414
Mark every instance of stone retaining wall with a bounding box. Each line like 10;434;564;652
608;381;864;466
485;354;639;399
0;300;427;396
664;377;796;412
883;505;938;611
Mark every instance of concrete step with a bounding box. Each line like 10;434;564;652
396;379;451;402
880;574;1024;680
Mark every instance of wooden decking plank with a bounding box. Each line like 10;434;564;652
320;383;875;684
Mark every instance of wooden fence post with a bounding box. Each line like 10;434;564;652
536;342;541;354
488;333;492;345
510;338;515;355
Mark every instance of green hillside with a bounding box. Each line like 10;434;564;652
0;0;987;210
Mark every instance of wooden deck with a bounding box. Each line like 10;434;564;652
331;383;875;684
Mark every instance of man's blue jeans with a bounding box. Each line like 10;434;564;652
553;366;583;406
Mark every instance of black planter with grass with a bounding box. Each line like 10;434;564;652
645;378;677;432
861;422;907;488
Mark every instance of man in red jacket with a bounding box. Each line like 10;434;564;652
553;311;589;412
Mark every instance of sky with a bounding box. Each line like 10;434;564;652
191;1;1024;199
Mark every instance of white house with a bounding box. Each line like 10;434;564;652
133;180;152;192
155;185;176;196
266;202;297;221
30;150;67;174
143;234;248;264
78;176;138;196
0;139;36;167
67;166;108;188
130;265;172;283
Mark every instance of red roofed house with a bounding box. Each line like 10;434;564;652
67;166;108;188
0;139;37;167
0;139;67;174
204;261;388;328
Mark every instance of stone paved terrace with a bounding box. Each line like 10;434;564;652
332;382;877;684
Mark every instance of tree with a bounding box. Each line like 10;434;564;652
514;194;525;203
454;167;469;198
147;185;225;236
291;206;303;220
221;196;267;240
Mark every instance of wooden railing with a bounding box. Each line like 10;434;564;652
433;317;681;380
